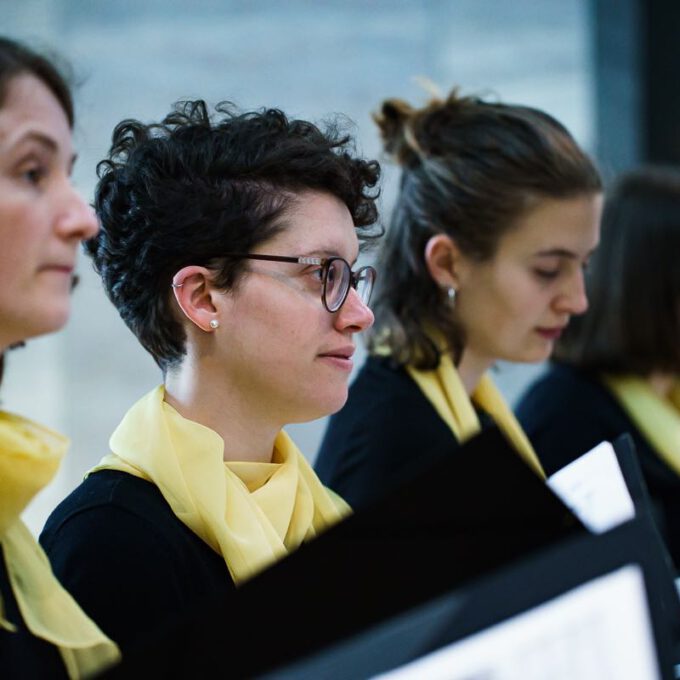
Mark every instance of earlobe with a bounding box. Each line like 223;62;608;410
171;266;221;333
424;234;462;289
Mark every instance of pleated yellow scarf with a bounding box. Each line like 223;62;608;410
604;374;680;478
90;386;350;585
406;352;545;478
0;412;120;678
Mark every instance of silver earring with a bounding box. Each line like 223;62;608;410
209;319;220;330
447;287;457;305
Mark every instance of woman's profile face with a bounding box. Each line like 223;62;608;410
0;73;98;349
210;190;375;426
454;193;602;368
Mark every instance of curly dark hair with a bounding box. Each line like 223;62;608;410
369;89;602;369
88;100;381;372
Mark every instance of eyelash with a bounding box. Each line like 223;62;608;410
533;268;560;281
22;164;47;186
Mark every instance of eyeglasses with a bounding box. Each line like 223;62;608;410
223;253;376;313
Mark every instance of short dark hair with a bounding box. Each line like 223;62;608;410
0;36;73;126
555;166;680;375
0;37;74;388
368;89;602;369
88;100;381;372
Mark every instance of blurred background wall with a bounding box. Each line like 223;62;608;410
2;0;595;534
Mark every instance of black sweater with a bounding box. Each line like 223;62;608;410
40;470;235;656
315;356;463;509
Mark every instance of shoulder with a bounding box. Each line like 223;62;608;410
40;471;232;653
516;363;630;473
41;470;178;549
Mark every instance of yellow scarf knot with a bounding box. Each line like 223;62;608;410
90;386;350;584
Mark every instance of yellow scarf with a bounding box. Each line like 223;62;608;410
406;352;545;478
604;374;680;478
0;412;120;678
90;386;350;584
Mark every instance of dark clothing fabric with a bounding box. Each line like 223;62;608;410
40;470;235;656
0;545;68;679
516;362;680;568
315;355;463;509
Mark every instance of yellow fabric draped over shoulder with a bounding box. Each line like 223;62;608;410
603;375;680;478
406;352;545;478
0;412;120;679
90;386;350;585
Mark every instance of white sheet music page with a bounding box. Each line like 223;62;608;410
546;440;636;534
373;564;660;680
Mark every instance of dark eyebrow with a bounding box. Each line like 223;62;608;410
16;130;59;153
534;248;578;259
300;248;359;265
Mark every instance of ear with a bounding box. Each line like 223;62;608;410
424;234;464;289
171;266;221;333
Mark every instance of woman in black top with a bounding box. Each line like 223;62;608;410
40;99;381;655
0;36;118;678
316;88;603;509
517;167;680;568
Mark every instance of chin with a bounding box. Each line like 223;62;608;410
290;389;349;424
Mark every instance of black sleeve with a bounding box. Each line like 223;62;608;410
40;505;188;655
319;392;458;510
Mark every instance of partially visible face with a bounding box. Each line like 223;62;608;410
454;194;602;368
214;190;375;425
0;74;98;350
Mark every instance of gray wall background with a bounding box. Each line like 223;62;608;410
1;0;594;534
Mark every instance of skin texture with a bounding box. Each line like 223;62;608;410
165;190;375;462
0;74;98;351
427;193;603;394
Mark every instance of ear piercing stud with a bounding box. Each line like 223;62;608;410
209;319;220;330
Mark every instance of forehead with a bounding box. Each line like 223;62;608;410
0;73;72;155
497;194;602;256
260;190;359;259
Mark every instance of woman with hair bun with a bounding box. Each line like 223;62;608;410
316;89;603;509
0;36;119;677
517;166;680;569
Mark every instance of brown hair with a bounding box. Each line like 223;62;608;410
555;166;680;375
369;89;602;368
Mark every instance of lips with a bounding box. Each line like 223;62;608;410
40;263;75;274
318;346;355;361
536;326;566;340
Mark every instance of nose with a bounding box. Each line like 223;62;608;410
55;184;100;241
555;269;588;316
333;287;374;333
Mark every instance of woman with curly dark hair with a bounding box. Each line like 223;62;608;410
40;99;381;654
0;36;119;678
315;89;602;509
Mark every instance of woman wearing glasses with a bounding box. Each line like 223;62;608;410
40;101;380;654
315;89;603;508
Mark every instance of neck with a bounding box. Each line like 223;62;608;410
164;356;281;463
456;347;493;396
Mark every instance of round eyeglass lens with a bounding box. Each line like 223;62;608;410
355;266;376;306
324;258;351;312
